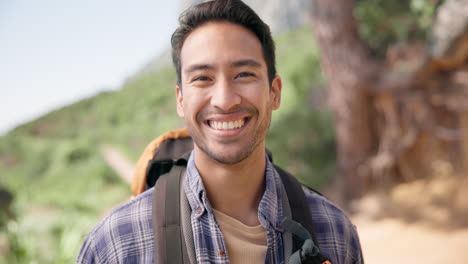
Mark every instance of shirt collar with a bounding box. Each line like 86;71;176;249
183;150;284;231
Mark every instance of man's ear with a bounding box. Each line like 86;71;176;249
176;85;184;118
271;75;282;110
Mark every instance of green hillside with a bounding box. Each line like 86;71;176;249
0;26;335;263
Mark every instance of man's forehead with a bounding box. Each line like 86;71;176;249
179;22;265;71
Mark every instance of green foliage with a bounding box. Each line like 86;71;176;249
0;55;180;262
355;0;444;55
267;27;335;187
0;131;130;262
1;210;97;264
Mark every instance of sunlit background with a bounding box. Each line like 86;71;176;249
1;0;178;135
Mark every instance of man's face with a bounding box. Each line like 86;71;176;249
176;22;281;165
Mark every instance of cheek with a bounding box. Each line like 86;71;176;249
242;82;268;99
182;90;206;117
249;87;271;110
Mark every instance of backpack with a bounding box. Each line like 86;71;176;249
132;128;332;264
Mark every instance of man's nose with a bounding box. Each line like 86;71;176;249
210;78;241;111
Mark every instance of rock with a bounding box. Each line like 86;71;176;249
179;0;312;34
431;0;468;58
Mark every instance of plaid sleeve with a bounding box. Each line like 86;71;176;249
349;222;364;264
302;187;365;264
76;229;98;264
76;189;155;264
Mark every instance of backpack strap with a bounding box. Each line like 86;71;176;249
276;165;332;264
180;174;197;264
274;165;318;247
281;180;294;262
153;154;190;264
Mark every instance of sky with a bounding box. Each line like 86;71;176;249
0;0;179;135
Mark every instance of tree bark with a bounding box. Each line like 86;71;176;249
311;0;376;204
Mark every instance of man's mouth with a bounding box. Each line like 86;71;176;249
207;118;247;130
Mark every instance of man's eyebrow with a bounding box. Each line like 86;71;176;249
231;59;262;68
184;64;214;74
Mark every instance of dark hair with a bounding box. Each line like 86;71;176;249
171;0;276;86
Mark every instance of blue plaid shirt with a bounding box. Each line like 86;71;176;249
77;152;363;263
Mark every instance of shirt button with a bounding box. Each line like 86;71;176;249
217;249;225;257
195;209;202;214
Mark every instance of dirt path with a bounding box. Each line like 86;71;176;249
353;216;468;263
100;145;134;184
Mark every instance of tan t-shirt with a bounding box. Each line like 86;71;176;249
213;209;268;264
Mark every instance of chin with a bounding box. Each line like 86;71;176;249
212;152;250;165
203;146;253;165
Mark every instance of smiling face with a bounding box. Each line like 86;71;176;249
176;22;281;165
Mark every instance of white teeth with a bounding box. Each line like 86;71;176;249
210;119;245;130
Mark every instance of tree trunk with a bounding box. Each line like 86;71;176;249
311;0;468;222
311;0;376;204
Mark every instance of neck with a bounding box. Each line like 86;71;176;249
194;144;266;226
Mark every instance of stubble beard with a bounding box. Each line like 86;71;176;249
189;105;272;165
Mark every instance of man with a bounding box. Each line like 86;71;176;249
77;0;364;263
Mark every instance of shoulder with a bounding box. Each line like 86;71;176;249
302;187;364;264
76;189;154;263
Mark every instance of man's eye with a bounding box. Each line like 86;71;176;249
236;72;255;78
193;76;211;82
